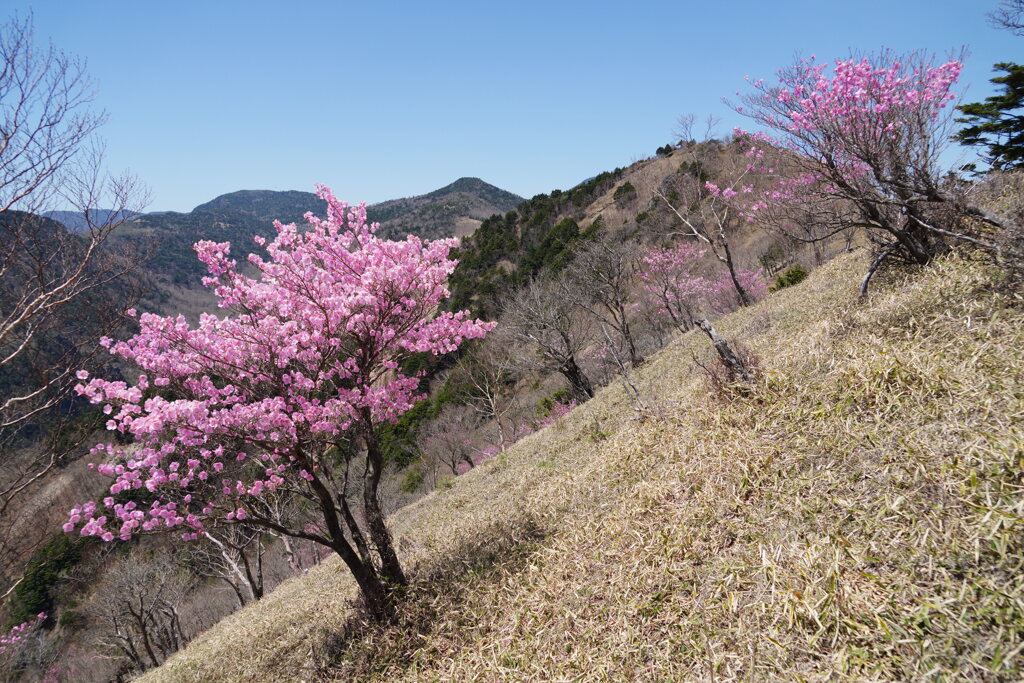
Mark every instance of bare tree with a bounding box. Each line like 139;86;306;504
0;15;148;524
451;340;521;454
419;403;480;477
90;552;195;676
181;524;267;608
563;239;644;367
500;274;596;401
991;0;1024;35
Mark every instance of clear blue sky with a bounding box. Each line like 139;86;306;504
6;0;1020;212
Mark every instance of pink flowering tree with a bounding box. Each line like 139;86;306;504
706;268;768;313
640;242;766;332
65;186;494;619
0;613;45;673
730;49;1007;293
640;242;709;331
643;116;765;307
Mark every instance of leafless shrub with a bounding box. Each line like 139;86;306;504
88;551;196;676
691;319;761;399
0;14;149;579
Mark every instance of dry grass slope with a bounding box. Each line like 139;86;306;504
143;250;1024;682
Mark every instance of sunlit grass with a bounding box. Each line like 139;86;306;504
144;250;1024;681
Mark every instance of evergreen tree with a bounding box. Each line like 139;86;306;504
955;62;1024;170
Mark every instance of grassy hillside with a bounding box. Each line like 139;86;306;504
143;250;1023;681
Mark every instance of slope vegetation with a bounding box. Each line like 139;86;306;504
116;179;523;290
145;251;1023;681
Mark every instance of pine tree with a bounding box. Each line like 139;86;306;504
955;62;1024;170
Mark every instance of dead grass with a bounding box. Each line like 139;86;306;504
142;250;1024;682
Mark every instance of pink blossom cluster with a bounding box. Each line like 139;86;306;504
534;399;577;430
0;614;45;655
768;56;961;137
66;185;494;543
641;243;766;326
706;269;768;313
727;52;963;219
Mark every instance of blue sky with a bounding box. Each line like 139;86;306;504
6;1;1020;212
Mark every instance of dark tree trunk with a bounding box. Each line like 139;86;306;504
559;355;594;400
722;241;752;307
360;411;408;589
303;452;402;622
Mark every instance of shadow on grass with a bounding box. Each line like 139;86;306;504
309;514;549;679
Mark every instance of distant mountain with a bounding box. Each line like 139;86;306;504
43;209;138;233
114;178;523;289
183;178;523;242
191;190;323;226
368;177;524;240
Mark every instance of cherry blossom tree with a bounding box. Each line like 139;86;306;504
65;186;494;619
640;242;709;332
0;613;45;682
640;242;766;333
730;50;1008;293
644;117;760;306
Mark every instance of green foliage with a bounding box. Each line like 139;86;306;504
678;160;709;183
379;398;441;469
613;182;637;203
537;388;573;417
6;534;86;628
655;144;674;157
758;242;790;277
57;609;85;631
378;369;473;468
955;63;1024;170
400;467;426;494
770;264;810;292
446;170;621;320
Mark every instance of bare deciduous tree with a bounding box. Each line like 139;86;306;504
419;404;480;478
563;239;644;367
182;524;267;608
990;0;1024;35
0;14;148;525
500;275;596;401
451;340;521;454
90;553;195;676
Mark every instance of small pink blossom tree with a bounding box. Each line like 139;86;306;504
640;242;766;331
65;186;494;619
640;242;709;331
730;49;1007;293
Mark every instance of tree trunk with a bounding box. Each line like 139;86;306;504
722;241;751;307
696;319;753;384
559;355;594;400
303;450;401;622
360;412;408;590
343;551;395;620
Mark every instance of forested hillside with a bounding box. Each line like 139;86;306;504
110;178;523;291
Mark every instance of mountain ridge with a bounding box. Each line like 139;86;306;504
113;177;524;288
